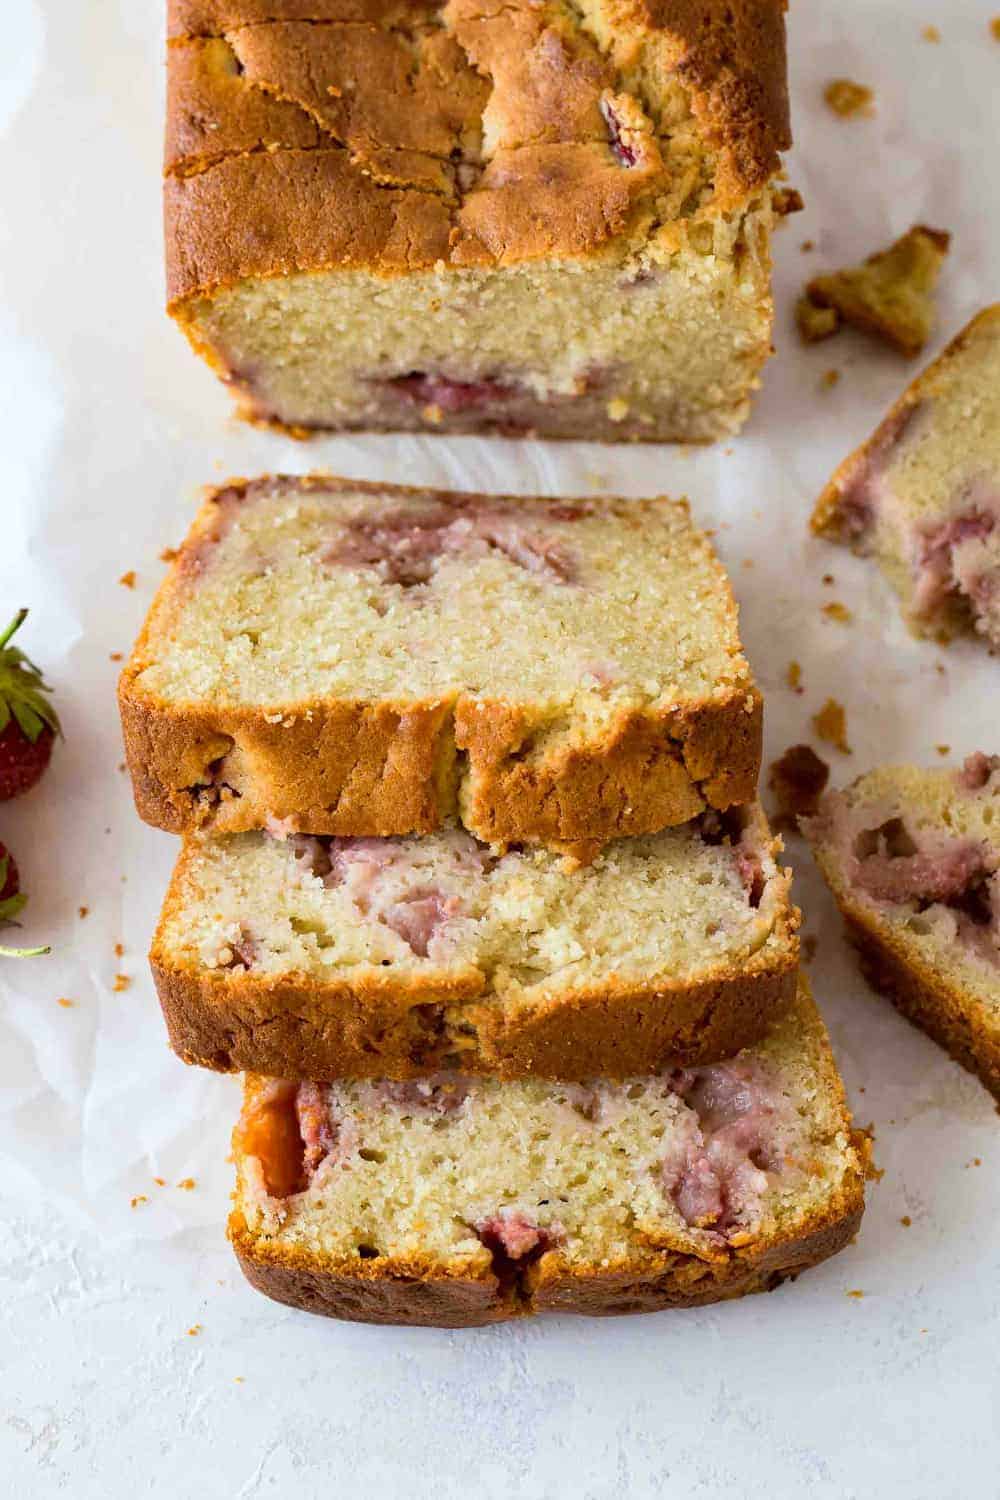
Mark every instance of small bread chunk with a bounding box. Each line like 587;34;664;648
228;982;867;1326
768;745;830;831
804;226;951;357
150;804;799;1080
812;306;1000;650
119;477;762;850
803;758;1000;1098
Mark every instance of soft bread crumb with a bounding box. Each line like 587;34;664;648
921;25;941;42
57;998;74;1009
823;80;874;117
119;571;136;589
786;660;803;694
822;602;853;623
812;699;852;755
820;369;840;390
113;974;132;992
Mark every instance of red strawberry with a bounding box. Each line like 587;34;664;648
0;609;61;800
0;841;49;957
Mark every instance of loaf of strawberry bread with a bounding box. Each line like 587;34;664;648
119;477;761;851
164;0;790;441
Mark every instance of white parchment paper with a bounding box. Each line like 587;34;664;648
1;2;998;1495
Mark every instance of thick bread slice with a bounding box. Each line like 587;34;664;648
229;981;867;1326
119;477;761;850
151;805;799;1079
812;305;1000;651
803;756;1000;1098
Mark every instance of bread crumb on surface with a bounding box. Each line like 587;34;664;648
991;17;1000;40
801;239;814;252
805;226;951;357
160;546;180;563
900;1215;912;1226
114;941;125;958
187;1325;202;1337
820;369;840;390
130;1195;149;1209
57;997;74;1009
921;24;941;42
768;744;831;828
813;698;852;754
936;744;951;756
822;573;835;585
109;651;123;662
78;905;89;918
796;296;839;343
846;1288;865;1299
118;571;136;589
773;186;804;216
824;79;874;117
154;1177;167;1187
177;1178;197;1191
113;974;132;992
786;660;803;693
822;601;853;623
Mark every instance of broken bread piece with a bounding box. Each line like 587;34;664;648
229;980;867;1326
812;306;1000;650
119;477;761;850
802;225;950;356
151;805;799;1080
803;756;1000;1098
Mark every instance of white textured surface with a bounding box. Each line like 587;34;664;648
1;2;998;1495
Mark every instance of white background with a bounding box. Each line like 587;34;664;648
1;2;998;1495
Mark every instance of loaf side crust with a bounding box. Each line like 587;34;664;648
228;1173;864;1327
119;476;762;847
838;902;1000;1101
151;943;799;1080
165;0;791;306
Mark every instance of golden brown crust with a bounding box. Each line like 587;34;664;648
118;476;762;848
838;904;1000;1101
151;943;799;1081
164;1;790;304
228;1178;863;1326
812;304;1000;538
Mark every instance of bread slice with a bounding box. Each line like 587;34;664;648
228;981;867;1326
803;756;1000;1097
151;804;799;1080
119;477;761;850
812;305;1000;650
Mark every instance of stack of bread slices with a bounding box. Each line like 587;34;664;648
119;475;867;1325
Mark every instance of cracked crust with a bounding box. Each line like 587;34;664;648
230;1202;864;1324
118;475;762;849
165;0;790;302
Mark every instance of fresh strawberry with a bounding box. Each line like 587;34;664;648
0;609;61;800
0;841;49;957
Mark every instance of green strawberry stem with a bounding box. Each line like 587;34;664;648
0;609;28;652
0;942;50;957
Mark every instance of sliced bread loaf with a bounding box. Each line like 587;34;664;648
151;804;799;1079
119;477;761;850
229;981;866;1326
803;756;1000;1097
812;305;1000;650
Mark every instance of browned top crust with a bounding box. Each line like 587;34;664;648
165;0;790;304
